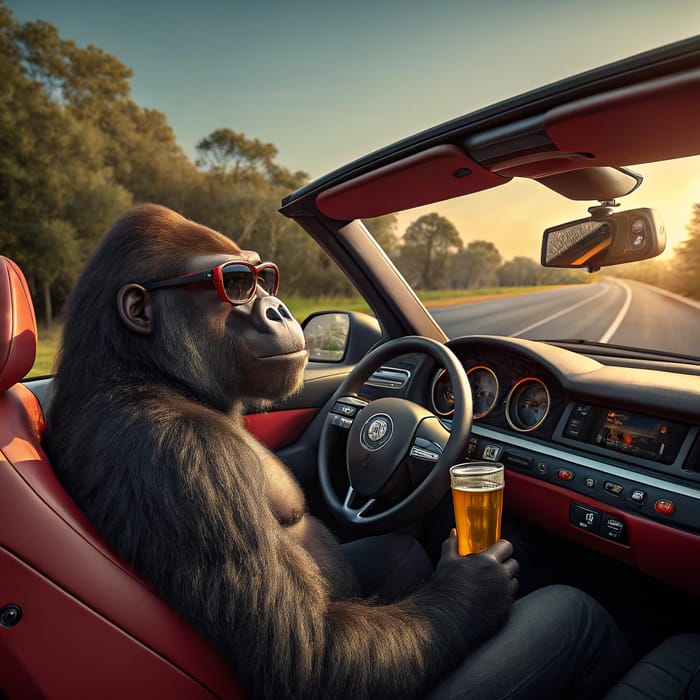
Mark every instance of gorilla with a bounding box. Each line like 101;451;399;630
45;203;517;699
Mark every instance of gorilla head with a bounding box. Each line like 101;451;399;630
58;203;307;412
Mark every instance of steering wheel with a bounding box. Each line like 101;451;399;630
318;336;472;534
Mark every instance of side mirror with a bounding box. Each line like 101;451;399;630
541;207;666;271
302;311;383;363
303;312;350;362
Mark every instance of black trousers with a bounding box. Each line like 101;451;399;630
342;534;634;700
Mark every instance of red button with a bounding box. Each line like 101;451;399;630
557;468;575;482
654;499;675;515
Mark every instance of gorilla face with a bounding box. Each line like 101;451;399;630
150;251;308;411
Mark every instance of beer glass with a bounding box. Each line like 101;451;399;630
449;462;504;556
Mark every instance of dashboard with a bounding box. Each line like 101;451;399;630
368;335;700;594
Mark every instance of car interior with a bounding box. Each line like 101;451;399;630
2;35;700;699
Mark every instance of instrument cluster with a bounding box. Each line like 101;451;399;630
430;356;553;433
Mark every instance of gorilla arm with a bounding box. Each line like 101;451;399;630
68;392;514;700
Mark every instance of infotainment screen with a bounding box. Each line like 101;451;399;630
564;404;685;464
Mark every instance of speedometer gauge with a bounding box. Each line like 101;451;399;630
431;369;455;417
505;377;550;432
466;366;499;419
431;365;500;419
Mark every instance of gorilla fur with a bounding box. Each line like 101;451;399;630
45;203;514;699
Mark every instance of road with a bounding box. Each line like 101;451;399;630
430;278;700;359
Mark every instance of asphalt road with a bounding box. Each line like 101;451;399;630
430;278;700;359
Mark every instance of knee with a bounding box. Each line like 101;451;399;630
526;584;601;614
523;585;611;634
524;584;629;654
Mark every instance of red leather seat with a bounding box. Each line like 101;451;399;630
0;256;243;699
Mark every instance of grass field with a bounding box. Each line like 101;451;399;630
28;323;63;377
28;286;558;377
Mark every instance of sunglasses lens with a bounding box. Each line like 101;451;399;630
258;267;278;294
221;265;256;303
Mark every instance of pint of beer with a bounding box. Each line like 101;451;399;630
450;463;504;556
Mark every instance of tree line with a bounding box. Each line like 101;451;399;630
1;5;319;324
3;5;697;327
381;212;586;290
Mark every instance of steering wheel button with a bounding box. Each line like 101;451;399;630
330;414;353;429
654;499;675;515
410;445;440;462
557;468;575;482
333;402;357;416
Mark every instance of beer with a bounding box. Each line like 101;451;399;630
449;463;504;556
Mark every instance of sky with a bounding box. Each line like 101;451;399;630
7;0;700;259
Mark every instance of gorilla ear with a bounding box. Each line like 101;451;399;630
117;284;154;335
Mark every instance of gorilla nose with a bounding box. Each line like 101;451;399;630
264;300;293;323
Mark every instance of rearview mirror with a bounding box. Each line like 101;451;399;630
541;207;666;271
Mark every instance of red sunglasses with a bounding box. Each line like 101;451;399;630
143;261;280;305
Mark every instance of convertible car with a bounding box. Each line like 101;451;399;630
1;35;699;699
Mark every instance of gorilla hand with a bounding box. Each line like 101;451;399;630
438;530;519;597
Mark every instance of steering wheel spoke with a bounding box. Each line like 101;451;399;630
343;486;379;521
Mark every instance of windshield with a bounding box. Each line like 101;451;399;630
364;155;700;361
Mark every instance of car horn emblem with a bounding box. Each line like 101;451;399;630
368;419;388;441
361;414;393;450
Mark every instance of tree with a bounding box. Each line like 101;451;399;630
670;203;700;299
28;219;79;326
187;134;308;266
196;128;278;178
364;214;399;256
0;6;203;322
497;256;540;287
537;267;589;285
397;213;462;289
451;240;502;288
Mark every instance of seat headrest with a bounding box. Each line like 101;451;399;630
0;256;37;392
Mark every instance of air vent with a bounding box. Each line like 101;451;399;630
365;366;411;389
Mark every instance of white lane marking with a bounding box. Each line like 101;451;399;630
511;284;609;337
598;278;632;343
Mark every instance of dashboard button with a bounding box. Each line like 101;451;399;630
535;462;548;476
503;452;533;471
482;444;501;461
604;481;624;497
629;489;647;505
570;503;601;532
654;499;675;515
565;420;582;438
583;477;596;489
601;516;628;543
557;468;575;482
